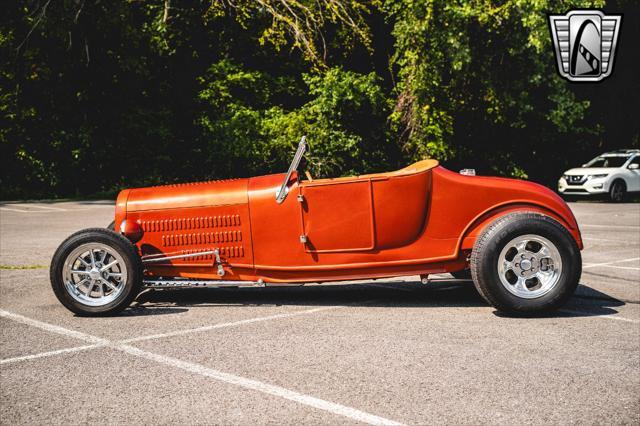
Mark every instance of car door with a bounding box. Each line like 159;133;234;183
298;168;431;253
299;178;375;252
626;155;640;191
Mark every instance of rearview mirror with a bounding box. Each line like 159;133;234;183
629;163;639;170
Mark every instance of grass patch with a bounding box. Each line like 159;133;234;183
0;265;48;270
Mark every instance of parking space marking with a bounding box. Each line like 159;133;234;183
584;237;637;243
0;309;403;425
0;207;63;213
0;204;115;213
582;270;637;283
581;224;640;230
588;265;640;271
13;204;67;211
122;305;346;343
560;309;639;323
0;309;108;344
0;343;105;365
583;257;640;270
0;207;32;213
0;305;352;365
121;345;404;425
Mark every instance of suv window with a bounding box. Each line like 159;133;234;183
628;156;639;168
584;156;630;168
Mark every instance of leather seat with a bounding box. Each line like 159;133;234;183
358;159;439;179
308;159;439;183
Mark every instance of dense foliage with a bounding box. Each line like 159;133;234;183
1;0;638;199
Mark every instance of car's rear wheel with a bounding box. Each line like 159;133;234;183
470;212;581;314
50;228;142;316
609;180;626;202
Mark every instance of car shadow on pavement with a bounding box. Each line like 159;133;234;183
134;280;485;310
107;306;189;317
127;279;627;320
493;284;626;319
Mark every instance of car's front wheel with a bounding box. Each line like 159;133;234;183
609;180;626;202
50;228;142;316
470;212;581;314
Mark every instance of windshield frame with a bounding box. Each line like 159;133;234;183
275;136;307;204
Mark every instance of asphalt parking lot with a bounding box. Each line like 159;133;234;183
1;200;638;425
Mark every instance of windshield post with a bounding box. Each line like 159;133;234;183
275;136;307;204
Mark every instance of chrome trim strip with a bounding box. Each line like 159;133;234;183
141;250;217;264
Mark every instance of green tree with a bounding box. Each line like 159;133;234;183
1;0;638;199
385;0;609;181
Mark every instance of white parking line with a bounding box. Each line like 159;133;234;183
122;345;403;425
0;310;107;344
0;305;349;364
0;309;403;426
589;265;640;271
0;205;114;213
0;207;32;213
583;257;640;270
13;204;67;211
0;207;64;213
585;237;636;243
0;343;105;365
122;305;346;343
581;224;640;230
560;309;639;323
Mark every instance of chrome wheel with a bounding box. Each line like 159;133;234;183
497;234;562;299
62;243;127;307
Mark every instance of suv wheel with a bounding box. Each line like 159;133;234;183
609;180;626;202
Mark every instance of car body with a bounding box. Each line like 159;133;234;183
558;149;640;201
114;161;582;284
51;137;584;315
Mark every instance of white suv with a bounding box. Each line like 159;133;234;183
558;149;640;202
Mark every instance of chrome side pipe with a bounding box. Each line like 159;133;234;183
142;279;265;289
143;276;472;289
421;278;473;284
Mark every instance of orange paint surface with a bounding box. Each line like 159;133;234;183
114;162;582;283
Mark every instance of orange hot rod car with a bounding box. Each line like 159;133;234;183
51;137;583;316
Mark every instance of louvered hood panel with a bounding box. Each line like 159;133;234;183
120;178;253;272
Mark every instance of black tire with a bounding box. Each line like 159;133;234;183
107;221;115;231
50;228;142;316
470;212;581;314
450;270;472;280
609;179;626;203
